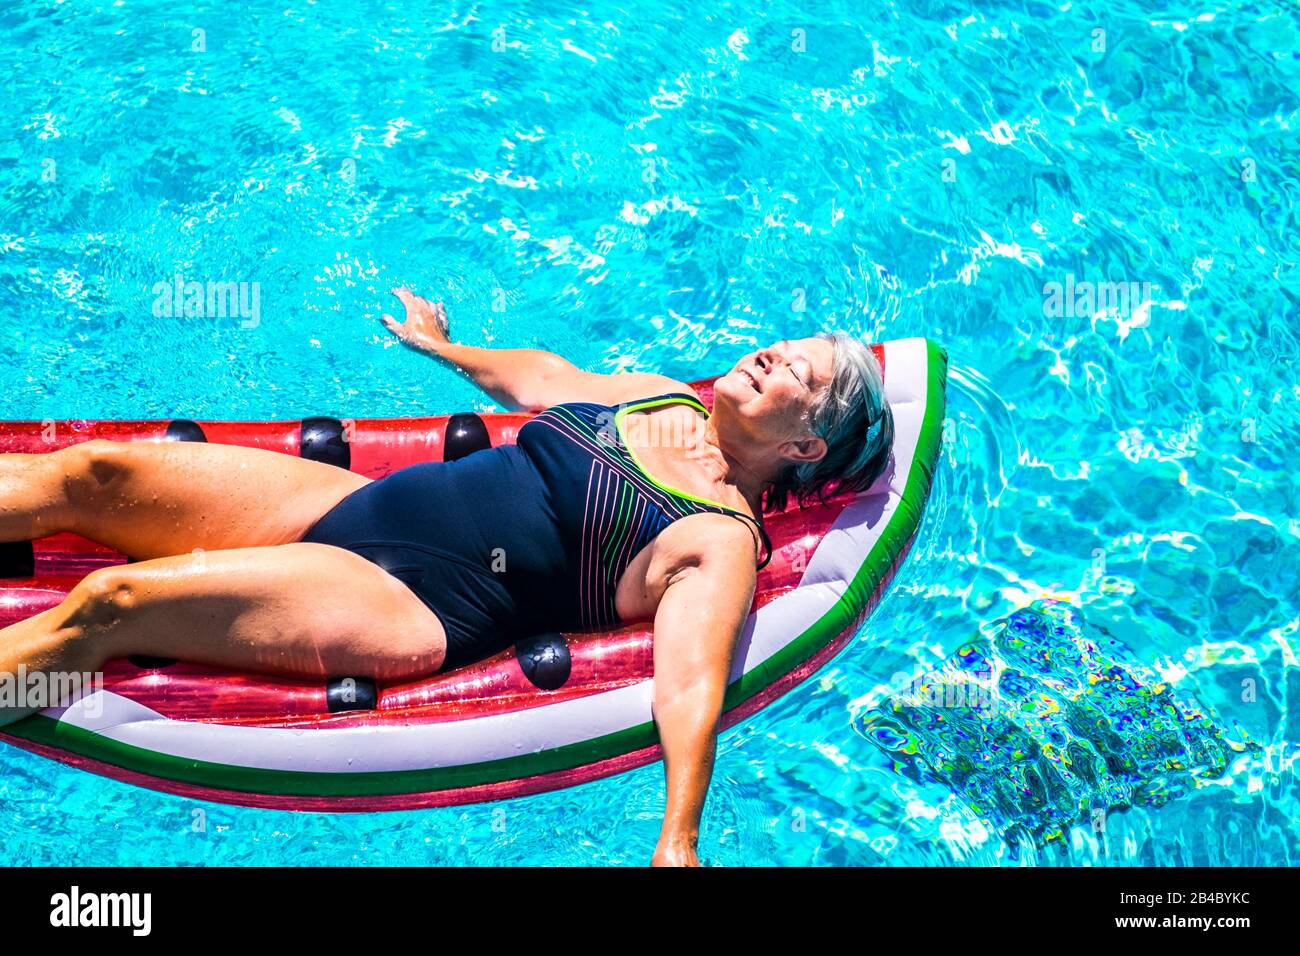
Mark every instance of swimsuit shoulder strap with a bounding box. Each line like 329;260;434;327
618;391;709;413
722;510;774;571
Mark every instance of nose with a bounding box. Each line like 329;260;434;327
755;344;785;372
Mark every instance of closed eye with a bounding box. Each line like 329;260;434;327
774;339;811;390
790;365;806;388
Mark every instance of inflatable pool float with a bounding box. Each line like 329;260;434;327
0;337;948;811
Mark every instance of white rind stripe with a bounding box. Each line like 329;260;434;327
46;680;658;773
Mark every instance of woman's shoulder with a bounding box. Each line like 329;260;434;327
520;370;699;412
605;373;701;408
647;511;766;581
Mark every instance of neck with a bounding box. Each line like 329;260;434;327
693;414;781;516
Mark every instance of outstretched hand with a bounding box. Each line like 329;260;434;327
651;838;701;867
381;288;451;350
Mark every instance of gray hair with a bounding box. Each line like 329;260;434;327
762;331;894;514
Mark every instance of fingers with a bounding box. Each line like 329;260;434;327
390;287;416;316
393;287;433;313
385;288;450;344
391;287;446;317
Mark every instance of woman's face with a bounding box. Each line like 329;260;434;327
716;336;836;441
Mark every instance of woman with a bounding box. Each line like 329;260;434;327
0;289;894;866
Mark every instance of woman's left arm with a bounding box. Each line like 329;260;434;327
649;520;758;867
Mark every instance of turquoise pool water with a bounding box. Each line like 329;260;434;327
1;0;1297;865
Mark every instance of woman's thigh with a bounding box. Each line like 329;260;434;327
72;542;448;680
57;438;371;558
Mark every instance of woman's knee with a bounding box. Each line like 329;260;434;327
28;564;145;672
58;439;134;512
66;564;140;630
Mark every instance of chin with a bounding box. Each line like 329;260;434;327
716;373;749;404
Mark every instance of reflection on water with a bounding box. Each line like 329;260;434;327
853;599;1261;855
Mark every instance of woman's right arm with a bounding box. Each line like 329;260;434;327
380;288;689;411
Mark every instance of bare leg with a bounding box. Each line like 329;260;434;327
0;542;449;727
0;438;370;558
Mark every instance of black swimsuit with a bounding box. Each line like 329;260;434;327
301;392;772;671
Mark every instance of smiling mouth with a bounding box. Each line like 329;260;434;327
739;367;761;392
